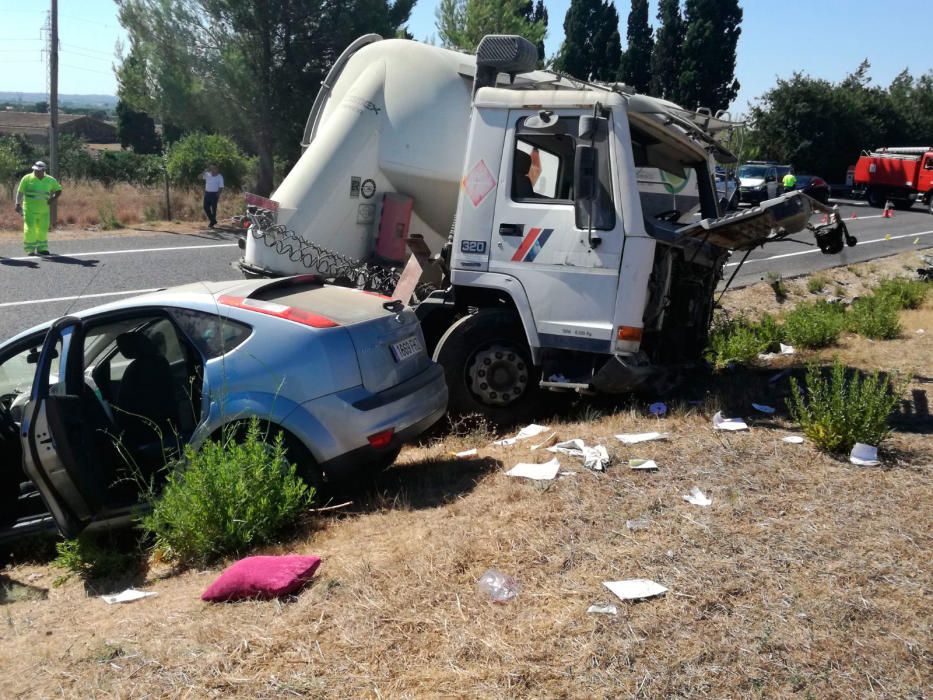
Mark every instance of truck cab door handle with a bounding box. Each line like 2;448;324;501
499;223;524;237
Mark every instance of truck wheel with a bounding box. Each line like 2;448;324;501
928;197;933;215
866;189;886;208
893;199;913;211
433;309;538;424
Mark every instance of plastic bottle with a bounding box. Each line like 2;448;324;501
477;568;520;602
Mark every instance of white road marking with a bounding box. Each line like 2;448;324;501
3;242;238;262
0;288;162;308
725;229;933;268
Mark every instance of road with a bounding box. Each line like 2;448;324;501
0;200;931;340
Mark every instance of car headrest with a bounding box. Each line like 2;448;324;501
116;331;156;359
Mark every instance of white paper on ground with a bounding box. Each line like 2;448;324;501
494;424;549;446
780;343;796;355
782;435;805;444
683;487;712;506
102;588;158;605
626;517;651;531
587;604;618;615
454;448;478;458
547;439;610;471
603;579;668;601
916;329;925;335
712;411;748;431
628;459;658;471
648;402;667;416
615;432;670;444
752;403;776;414
850;443;880;466
505;457;561;480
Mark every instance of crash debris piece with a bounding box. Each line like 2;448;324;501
779;343;795;355
628;459;658;471
850;443;880;466
648;402;667;416
782;435;805;444
505;457;561;481
752;403;776;414
603;579;668;602
102;588;159;605
587;604;619;615
712;411;748;431
547;439;610;471
683;487;712;507
478;568;520;602
615;431;670;444
494;423;549;446
530;432;559;450
626;516;652;531
454;448;478;458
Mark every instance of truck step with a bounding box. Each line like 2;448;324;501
539;378;595;394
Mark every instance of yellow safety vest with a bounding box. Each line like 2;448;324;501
18;173;62;209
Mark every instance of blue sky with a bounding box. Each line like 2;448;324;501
1;0;929;116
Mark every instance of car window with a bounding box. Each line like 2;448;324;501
0;339;58;397
169;308;251;359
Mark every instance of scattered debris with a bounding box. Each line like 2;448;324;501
916;329;925;335
504;458;561;481
454;448;478;458
683;487;712;507
752;403;776;414
102;589;158;605
547;439;610;471
530;432;559;450
494;424;549;446
201;555;322;602
758;344;795;361
603;579;668;602
780;343;795;355
782;435;805;444
712;411;748;431
615;431;670;444
586;604;618;615
478;568;520;602
625;516;652;531
850;443;880;466
648;402;667;416
628;459;658;471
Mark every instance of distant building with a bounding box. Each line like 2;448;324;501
0;112;117;144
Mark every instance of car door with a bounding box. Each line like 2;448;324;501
19;317;115;538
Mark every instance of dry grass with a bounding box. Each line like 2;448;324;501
0;182;244;232
1;262;931;698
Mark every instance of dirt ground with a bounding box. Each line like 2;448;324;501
0;257;930;699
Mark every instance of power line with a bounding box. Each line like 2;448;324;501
60;62;114;75
62;42;115;57
62;49;113;63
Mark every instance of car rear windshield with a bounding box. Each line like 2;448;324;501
738;165;768;178
252;282;393;325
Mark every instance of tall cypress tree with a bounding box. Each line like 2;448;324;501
554;0;621;82
520;0;549;64
677;0;742;111
649;0;685;100
618;0;653;93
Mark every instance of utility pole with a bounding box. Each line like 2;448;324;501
49;0;59;227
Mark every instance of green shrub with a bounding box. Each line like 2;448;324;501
97;201;122;230
52;536;139;586
807;274;828;294
141;419;313;566
787;359;900;453
706;316;774;368
166;133;250;190
873;277;930;310
766;271;788;301
848;295;902;339
755;313;784;350
782;300;846;348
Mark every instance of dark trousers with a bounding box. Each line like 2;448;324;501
203;191;219;226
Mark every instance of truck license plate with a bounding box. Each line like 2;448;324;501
391;335;422;362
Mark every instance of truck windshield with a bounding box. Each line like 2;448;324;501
738;165;768;179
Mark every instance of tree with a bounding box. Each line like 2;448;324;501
116;100;162;154
554;0;621;82
677;0;742;111
437;0;546;53
520;0;549;64
650;0;685;100
619;0;653;93
33;100;48;114
117;0;416;196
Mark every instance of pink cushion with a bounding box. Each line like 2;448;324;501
201;555;322;602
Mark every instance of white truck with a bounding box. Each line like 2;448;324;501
240;35;855;421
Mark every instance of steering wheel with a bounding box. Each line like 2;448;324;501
654;209;682;223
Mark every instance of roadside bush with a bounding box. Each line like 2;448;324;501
141;419;313;566
873;277;930;310
787;359;900;453
52;536;140;586
848;295;902;339
807;274;828;294
782;300;846;348
166;133;250;190
705;315;780;368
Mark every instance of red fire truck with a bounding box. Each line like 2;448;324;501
854;147;933;213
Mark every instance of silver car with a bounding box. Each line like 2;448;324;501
0;275;447;541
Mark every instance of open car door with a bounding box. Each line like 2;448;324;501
19;317;116;538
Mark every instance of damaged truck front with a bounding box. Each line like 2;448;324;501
240;34;855;422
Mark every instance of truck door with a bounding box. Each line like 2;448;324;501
767;166;779;199
19;317;116;538
488;112;624;353
919;153;933;198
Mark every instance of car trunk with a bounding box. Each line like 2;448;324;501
247;279;431;394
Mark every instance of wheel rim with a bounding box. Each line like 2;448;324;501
466;343;529;406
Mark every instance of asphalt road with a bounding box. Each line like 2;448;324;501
0;199;931;341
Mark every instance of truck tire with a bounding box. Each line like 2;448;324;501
928;196;933;215
433;309;539;424
866;188;886;208
893;199;913;211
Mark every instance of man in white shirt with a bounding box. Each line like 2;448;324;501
200;164;224;228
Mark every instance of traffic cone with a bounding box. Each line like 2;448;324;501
882;201;894;218
849;212;857;220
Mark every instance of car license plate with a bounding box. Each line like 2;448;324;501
391;335;422;362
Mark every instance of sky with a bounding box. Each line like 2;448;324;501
0;0;929;116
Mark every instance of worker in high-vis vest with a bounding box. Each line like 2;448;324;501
14;161;62;255
782;171;797;192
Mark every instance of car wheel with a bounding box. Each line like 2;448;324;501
866;189;886;208
433;309;539;424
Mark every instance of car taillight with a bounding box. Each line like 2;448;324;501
218;295;339;328
367;428;395;449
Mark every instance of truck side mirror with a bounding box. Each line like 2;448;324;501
574;145;597;201
574;145;614;235
578;116;596;141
